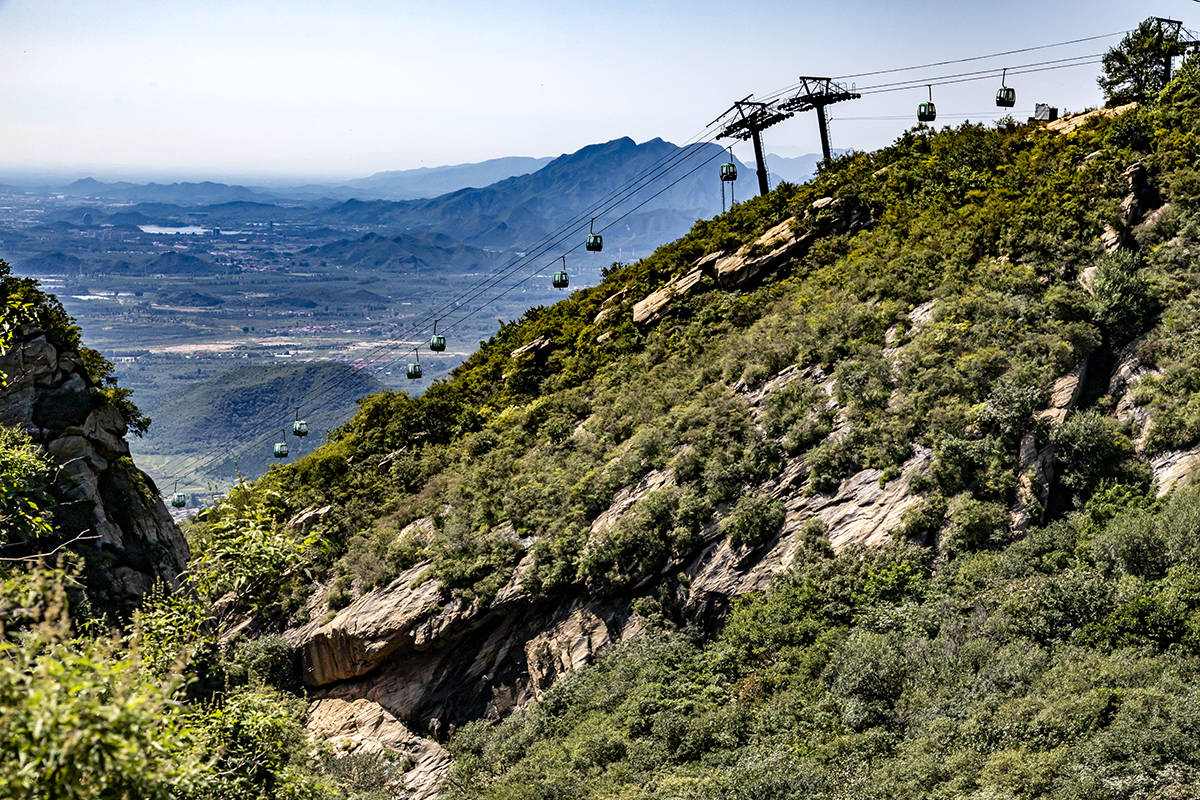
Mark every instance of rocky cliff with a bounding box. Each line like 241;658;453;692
0;322;188;609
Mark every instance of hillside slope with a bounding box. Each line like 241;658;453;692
190;65;1200;797
134;362;385;485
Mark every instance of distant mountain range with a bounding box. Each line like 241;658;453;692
317;137;756;251
48;145;818;207
300;231;489;272
766;153;830;185
25;138;825;282
61;177;280;205
337;156;555;201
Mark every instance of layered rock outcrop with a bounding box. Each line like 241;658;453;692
631;196;869;326
0;324;188;608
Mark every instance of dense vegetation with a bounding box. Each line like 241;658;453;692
191;48;1200;625
0;433;393;799
6;25;1200;798
446;486;1200;799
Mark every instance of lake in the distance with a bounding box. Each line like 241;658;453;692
138;225;210;235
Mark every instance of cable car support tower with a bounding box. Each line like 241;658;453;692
713;96;794;197
1154;18;1200;85
778;77;861;164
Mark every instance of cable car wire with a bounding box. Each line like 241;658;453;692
164;29;1128;497
164;136;730;478
176;140;733;486
756;30;1127;103
835;31;1125;80
167;134;734;487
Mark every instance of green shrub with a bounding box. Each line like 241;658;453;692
1051;411;1143;503
720;495;786;549
943;495;1008;552
1089;251;1156;344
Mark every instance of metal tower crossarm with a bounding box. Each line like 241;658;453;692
712;96;795;196
778;77;861;164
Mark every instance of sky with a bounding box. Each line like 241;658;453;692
0;0;1189;183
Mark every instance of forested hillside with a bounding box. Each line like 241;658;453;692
194;46;1200;796
7;24;1200;800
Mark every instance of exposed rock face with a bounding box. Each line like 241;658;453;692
632;267;708;325
1046;102;1138;136
1152;447;1200;497
290;575;640;735
631;199;869;327
0;324;188;608
307;698;451;800
1036;360;1088;426
510;335;554;359
684;448;931;613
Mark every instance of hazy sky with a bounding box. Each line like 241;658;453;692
0;0;1187;182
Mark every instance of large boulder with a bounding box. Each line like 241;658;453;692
0;324;189;610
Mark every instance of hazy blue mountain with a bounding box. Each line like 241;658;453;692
19;251;85;274
765;153;822;185
321;137;752;251
341;156;555;200
764;151;851;186
62;177;282;206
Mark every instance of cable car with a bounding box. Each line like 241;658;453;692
720;162;738;181
586;218;603;252
292;407;308;437
430;319;446;352
170;480;187;509
407;348;422;380
552;255;569;289
274;430;289;458
996;69;1016;108
918;85;937;123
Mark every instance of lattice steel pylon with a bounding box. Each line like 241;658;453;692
712;95;795;196
778;77;861;165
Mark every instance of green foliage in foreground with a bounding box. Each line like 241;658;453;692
447;487;1200;800
0;431;390;800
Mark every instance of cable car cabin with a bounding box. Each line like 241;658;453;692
430;333;447;352
552;270;570;289
918;102;937;122
274;441;289;458
996;86;1016;108
586;233;603;252
293;420;309;437
170;492;187;509
406;362;423;380
720;162;738;182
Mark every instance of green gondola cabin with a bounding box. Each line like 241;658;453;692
407;362;423;379
293;420;308;436
918;102;936;122
720;162;738;181
430;333;447;352
996;86;1016;108
586;233;603;252
171;492;187;509
553;270;569;289
274;441;289;458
